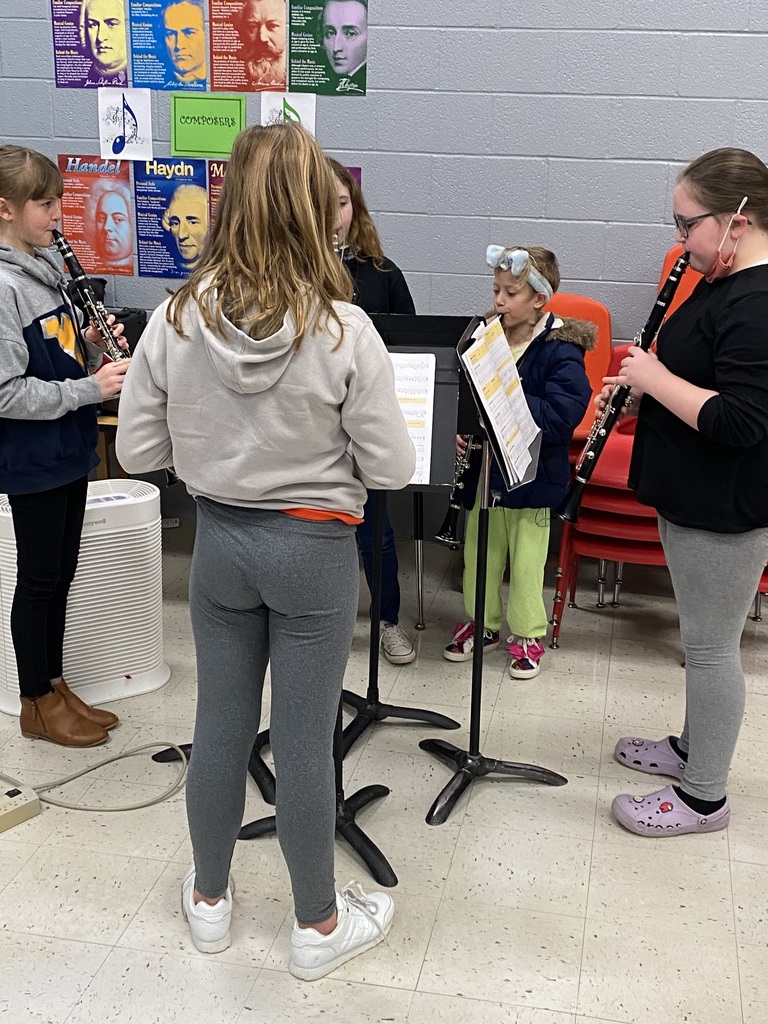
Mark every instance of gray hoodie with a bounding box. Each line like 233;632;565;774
0;244;104;493
116;295;416;518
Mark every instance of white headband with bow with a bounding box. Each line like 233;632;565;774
486;244;554;302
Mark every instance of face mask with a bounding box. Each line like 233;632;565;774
705;196;748;283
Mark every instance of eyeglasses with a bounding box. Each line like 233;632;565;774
672;211;719;239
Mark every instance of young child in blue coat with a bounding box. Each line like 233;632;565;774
444;245;593;679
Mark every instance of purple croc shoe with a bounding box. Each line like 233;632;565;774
614;735;686;780
612;784;730;837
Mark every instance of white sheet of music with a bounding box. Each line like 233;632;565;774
389;352;436;485
460;317;540;484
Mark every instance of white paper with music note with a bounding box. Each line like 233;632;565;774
389;353;436;485
98;88;153;161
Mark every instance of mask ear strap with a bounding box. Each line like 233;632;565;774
718;195;749;249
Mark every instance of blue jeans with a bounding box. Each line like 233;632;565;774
355;491;400;625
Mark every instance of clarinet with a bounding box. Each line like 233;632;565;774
51;229;129;362
434;435;482;548
554;250;690;524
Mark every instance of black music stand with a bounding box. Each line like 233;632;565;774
420;320;567;825
239;702;397;887
340;489;461;755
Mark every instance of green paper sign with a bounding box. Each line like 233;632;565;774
171;94;246;159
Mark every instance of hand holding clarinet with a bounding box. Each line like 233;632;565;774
554;250;689;523
51;230;131;400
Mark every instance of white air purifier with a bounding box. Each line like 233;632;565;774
0;480;171;716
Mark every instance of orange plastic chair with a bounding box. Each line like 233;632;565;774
544;292;613;442
658;244;702;316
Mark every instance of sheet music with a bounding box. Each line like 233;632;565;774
460;317;540;484
389;352;436;485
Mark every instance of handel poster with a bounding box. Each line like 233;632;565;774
134;158;208;278
52;0;129;89
209;0;287;92
288;0;367;96
58;154;134;276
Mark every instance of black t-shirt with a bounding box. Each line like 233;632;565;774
343;254;415;315
629;265;768;533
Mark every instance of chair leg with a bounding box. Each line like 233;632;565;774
751;591;763;623
596;559;608;609
567;553;580;609
612;561;624;607
549;524;573;645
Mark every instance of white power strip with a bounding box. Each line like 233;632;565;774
0;784;41;834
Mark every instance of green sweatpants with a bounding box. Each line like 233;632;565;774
462;500;550;639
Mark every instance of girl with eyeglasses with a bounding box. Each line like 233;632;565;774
602;147;768;838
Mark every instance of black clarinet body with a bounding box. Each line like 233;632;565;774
51;229;129;363
434;435;480;549
554;251;690;524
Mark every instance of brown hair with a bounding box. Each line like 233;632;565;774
496;246;561;295
679;147;768;231
328;158;386;268
168;123;351;347
0;145;63;208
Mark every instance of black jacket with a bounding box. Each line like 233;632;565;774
342;253;415;315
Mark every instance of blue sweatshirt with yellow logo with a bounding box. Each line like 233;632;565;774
0;244;103;494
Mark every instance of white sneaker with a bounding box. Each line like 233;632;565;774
381;622;416;664
289;881;394;981
181;865;234;954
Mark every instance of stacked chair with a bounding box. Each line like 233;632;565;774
549;424;665;648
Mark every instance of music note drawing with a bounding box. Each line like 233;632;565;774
112;93;138;155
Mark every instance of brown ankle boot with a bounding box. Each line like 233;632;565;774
52;679;118;730
19;691;108;747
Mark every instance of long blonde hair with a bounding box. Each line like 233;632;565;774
168;123;352;346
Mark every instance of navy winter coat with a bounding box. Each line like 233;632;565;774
460;313;594;510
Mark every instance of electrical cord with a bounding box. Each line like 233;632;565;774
0;742;188;812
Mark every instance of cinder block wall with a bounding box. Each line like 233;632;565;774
1;2;766;340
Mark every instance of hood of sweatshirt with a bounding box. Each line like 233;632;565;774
194;296;327;395
0;243;65;290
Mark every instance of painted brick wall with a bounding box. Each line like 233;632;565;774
1;1;767;340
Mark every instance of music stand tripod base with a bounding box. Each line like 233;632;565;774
421;419;567;824
238;704;398;888
419;738;567;826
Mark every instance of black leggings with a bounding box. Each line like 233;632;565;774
9;477;88;699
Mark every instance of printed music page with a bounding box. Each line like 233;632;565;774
389;353;436;486
460;317;540;485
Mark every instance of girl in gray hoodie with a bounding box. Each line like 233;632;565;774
0;145;128;747
116;123;415;980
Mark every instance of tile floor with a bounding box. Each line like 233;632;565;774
1;534;767;1024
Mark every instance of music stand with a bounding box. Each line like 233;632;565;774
340;314;476;752
420;318;567;825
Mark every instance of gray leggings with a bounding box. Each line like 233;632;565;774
658;516;768;801
186;498;359;924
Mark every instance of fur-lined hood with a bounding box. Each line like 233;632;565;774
545;315;597;352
